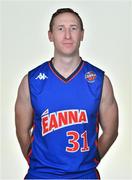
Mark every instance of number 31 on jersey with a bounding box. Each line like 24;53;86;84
66;130;90;153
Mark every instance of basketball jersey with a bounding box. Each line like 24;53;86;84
25;59;104;179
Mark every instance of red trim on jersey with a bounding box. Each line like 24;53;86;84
26;149;32;165
94;158;100;164
93;112;101;164
95;169;100;179
26;124;35;165
48;59;84;83
96;112;99;133
95;140;98;147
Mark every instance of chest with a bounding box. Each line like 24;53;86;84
30;70;101;117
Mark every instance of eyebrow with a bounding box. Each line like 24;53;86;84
56;24;79;27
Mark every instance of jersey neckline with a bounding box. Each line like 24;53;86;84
48;58;84;83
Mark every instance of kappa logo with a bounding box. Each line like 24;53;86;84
35;73;48;80
85;71;96;83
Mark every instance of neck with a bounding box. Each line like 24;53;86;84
52;55;82;78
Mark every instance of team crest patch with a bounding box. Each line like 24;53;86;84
85;71;96;83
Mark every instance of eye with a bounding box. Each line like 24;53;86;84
58;26;64;31
70;26;78;31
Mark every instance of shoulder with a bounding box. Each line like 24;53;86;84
103;75;114;95
29;61;49;77
17;74;29;99
83;60;104;80
83;60;104;86
101;75;115;104
18;61;48;97
83;60;104;73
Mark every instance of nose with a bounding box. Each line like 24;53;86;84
65;29;71;39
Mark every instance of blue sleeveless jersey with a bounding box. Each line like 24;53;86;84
25;59;104;179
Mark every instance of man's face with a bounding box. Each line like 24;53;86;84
48;13;84;57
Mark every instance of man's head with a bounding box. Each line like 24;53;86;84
48;8;84;57
49;8;84;32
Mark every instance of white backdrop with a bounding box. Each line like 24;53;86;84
1;0;132;179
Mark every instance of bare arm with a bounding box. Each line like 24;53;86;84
98;75;119;159
15;75;34;159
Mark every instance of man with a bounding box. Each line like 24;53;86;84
15;8;118;179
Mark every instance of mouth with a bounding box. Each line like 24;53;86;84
63;43;73;47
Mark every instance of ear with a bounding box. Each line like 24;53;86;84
81;30;84;41
48;31;53;42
